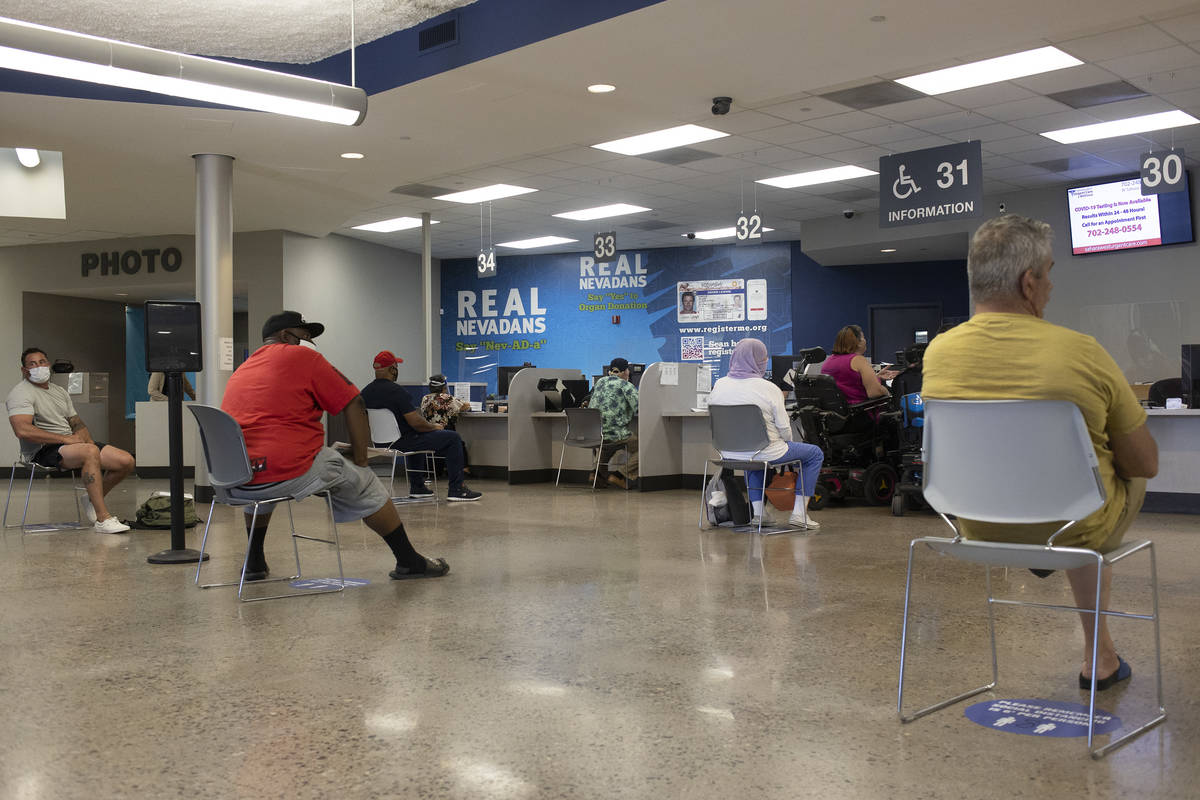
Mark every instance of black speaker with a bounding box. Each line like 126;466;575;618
1183;344;1200;409
145;301;203;373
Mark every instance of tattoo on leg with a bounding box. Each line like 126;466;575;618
83;473;96;485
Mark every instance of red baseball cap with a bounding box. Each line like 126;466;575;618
373;350;403;369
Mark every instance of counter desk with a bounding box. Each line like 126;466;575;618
1144;408;1200;513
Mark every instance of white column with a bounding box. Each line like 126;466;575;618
422;211;434;376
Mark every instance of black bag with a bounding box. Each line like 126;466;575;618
134;492;200;528
705;468;751;527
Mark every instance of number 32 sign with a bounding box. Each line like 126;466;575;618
1141;149;1186;195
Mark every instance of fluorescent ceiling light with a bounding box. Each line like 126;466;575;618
685;226;775;240
340;152;364;159
352;217;439;233
880;248;897;253
0;16;366;125
756;165;877;189
896;46;1082;95
553;203;651;221
593;124;729;155
14;147;39;168
587;84;616;93
435;184;537;203
1041;109;1200;144
497;236;578;249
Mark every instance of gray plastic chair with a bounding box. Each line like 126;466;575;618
556;407;604;489
366;408;438;503
700;403;810;535
189;404;344;602
898;399;1164;758
3;454;85;533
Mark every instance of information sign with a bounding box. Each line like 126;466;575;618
879;140;983;228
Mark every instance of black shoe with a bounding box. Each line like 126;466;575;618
447;486;482;502
408;485;434;498
243;565;270;582
389;556;450;580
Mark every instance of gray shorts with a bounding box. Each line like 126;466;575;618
227;447;390;523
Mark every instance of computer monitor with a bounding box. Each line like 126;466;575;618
601;363;645;388
561;379;590;408
497;365;533;397
770;354;797;390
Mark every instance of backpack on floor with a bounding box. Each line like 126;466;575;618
134;491;200;529
705;469;751;527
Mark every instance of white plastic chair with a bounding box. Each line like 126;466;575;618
365;408;438;503
3;454;86;533
898;399;1164;758
700;404;811;535
189;405;345;602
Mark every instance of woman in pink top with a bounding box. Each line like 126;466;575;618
820;325;897;406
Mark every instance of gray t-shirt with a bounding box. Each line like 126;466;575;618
6;380;77;457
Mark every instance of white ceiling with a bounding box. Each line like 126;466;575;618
5;0;1200;262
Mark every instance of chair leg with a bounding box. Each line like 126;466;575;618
698;460;712;530
389;453;399;497
194;499;219;586
898;538;996;722
592;447;603;490
21;463;36;530
2;463;19;528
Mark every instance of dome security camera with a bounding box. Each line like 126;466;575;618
686;232;697;239
998;202;1007;213
843;209;855;219
711;96;732;115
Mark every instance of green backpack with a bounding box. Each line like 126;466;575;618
135;492;200;528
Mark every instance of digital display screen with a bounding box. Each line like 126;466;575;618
1067;174;1193;255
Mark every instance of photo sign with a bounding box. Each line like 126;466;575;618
879;140;983;228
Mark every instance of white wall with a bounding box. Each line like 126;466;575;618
281;232;439;389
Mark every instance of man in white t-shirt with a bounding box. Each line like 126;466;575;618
6;348;135;533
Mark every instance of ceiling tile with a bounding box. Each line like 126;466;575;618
1046;80;1149;109
1154;11;1200;43
870;96;962;123
791;134;866;155
1100;46;1200;80
759;96;856;122
973;96;1072;122
1011;64;1122;95
708;110;792;134
1058;24;1181;63
910;110;992;134
934;82;1036;110
981;134;1055;155
1009;109;1108;134
1082;94;1174;120
1128;64;1200;94
846;124;926;145
741;123;830;145
807;110;891;134
818;81;925;110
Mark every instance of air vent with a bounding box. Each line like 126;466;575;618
637;147;717;166
418;15;459;53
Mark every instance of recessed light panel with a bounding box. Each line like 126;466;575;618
588;84;616;93
497;236;578;249
896;46;1082;95
434;184;537;203
685;226;775;240
756;165;877;189
592;124;729;156
1041;110;1200;144
553;203;651;221
352;217;439;233
340;152;364;159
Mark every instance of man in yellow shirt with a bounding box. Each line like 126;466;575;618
923;214;1158;692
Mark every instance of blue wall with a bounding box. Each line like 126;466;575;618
790;243;969;352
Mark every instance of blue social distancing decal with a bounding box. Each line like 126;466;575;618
289;577;370;590
965;699;1122;737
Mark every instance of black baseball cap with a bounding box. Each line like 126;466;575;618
429;373;448;388
609;357;630;372
262;310;325;340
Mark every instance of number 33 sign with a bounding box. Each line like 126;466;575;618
593;232;616;261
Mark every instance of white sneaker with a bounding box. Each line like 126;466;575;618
82;498;97;524
788;512;820;530
94;516;130;534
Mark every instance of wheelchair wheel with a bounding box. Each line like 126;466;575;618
809;482;829;510
892;493;906;516
863;463;898;506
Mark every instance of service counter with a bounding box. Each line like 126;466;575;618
1144;408;1200;513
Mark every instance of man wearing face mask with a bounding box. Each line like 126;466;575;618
6;347;135;533
220;311;449;581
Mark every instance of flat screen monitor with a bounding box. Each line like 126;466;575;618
770;354;797;389
1067;173;1193;255
561;379;590;408
497;365;532;397
145;301;203;372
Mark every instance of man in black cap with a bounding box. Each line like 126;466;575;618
220;311;449;581
587;357;639;489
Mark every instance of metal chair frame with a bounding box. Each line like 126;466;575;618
365;408;438;504
3;457;86;533
699;403;810;535
556;407;604;489
189;405;345;602
898;399;1165;758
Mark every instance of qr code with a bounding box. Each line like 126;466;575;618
681;336;705;361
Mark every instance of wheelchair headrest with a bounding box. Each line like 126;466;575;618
793;374;848;413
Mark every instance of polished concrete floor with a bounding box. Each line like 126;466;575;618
0;474;1196;799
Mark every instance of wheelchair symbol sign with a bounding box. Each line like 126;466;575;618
892;165;921;199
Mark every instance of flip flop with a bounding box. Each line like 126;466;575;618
389;557;450;581
1079;656;1131;691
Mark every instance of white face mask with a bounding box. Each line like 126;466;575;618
298;339;318;351
27;366;51;384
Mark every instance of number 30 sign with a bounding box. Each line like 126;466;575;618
1141;149;1186;195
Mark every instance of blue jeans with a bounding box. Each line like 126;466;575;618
391;430;466;493
744;441;824;502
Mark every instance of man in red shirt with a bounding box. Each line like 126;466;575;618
222;311;448;581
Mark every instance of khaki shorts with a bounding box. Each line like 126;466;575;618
227;447;391;523
959;477;1147;554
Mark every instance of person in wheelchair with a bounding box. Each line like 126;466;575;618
708;338;824;529
821;325;899;422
